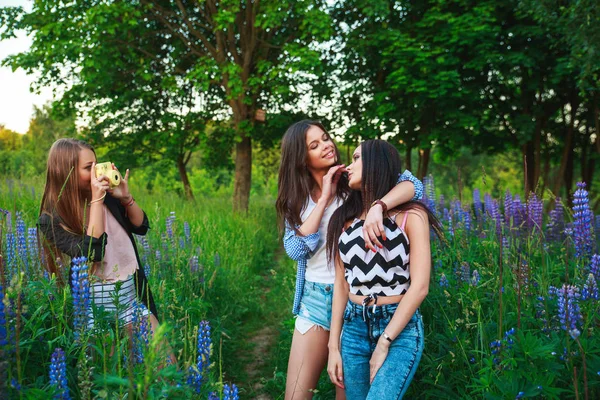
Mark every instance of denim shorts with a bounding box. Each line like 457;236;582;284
341;301;424;400
295;281;333;334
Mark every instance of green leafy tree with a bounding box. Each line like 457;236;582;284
1;0;332;210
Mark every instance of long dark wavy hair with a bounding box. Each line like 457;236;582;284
276;120;350;232
326;140;442;265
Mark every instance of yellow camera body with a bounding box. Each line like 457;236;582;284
95;162;121;188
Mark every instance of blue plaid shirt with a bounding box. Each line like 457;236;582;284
284;170;424;315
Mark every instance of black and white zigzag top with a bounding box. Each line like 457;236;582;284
339;213;410;296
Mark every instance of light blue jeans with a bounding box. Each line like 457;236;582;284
341;301;424;400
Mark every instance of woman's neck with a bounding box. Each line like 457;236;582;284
308;168;328;202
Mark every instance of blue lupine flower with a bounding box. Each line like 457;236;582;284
214;253;221;267
550;285;582;333
5;232;16;278
512;194;524;230
473;188;483;221
471;270;480;286
49;348;71;399
131;301;150;364
504;328;516;348
184;222;191;242
527;193;543;233
504;190;513;226
140;237;150;264
463;209;471;233
179;238;185;249
582;273;598;301
70;257;91;340
457;262;470;284
573;182;594;258
16;212;28;270
423;175;436;213
166;211;176;240
547;199;564;242
444;208;454;237
516;392;525;399
144;264;151;278
223;383;239;400
485;194;502;237
439;273;449;288
155;250;162;261
208;392;219;400
190;256;199;273
502;237;510;259
0;284;7;346
187;320;212;393
590;254;600;280
490;340;502;355
27;227;38;268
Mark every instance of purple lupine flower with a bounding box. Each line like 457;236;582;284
444;208;454;237
550;285;582;333
439;273;449;288
49;348;71;399
70;257;91;340
423;175;436;213
16;212;28;270
131;301;150;364
527;193;543;233
547;200;565;243
190;256;199;273
166;211;176;240
582;274;598;301
456;262;470;284
187;320;212;393
155;250;162;262
184;222;191;243
143;264;151;278
463;209;471;233
223;384;239;400
0;284;7;346
513;194;525;230
27;227;38;266
208;393;219;400
214;253;221;267
590;254;600;280
140;237;150;264
573;182;594;258
471;270;480;286
179;238;185;249
516;391;525;399
484;195;502;237
490;339;502;355
473;188;483;221
5;231;16;279
504;190;513;226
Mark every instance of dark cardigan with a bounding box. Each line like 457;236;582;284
37;194;158;319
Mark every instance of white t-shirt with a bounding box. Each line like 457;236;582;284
300;196;344;284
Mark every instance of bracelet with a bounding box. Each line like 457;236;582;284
89;193;106;205
371;199;388;215
382;332;393;343
121;195;135;207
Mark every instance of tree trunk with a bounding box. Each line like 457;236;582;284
233;134;252;213
405;145;412;173
523;143;536;196
552;98;579;196
417;148;431;180
564;142;575;202
177;156;195;200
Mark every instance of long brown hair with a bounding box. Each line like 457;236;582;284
39;138;95;278
326;140;442;265
276;120;350;232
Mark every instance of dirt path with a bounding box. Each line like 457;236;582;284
243;247;287;399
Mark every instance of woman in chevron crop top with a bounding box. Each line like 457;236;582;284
276;121;424;400
326;140;441;400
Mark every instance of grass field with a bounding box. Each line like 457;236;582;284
1;178;599;399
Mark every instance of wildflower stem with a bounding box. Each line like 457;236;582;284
575;338;589;400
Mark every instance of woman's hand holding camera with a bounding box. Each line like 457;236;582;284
107;163;132;202
90;162;110;203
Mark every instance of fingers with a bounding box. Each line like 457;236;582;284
328;364;344;389
124;168;130;181
91;162;97;180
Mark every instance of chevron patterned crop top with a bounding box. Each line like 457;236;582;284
339;213;410;296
